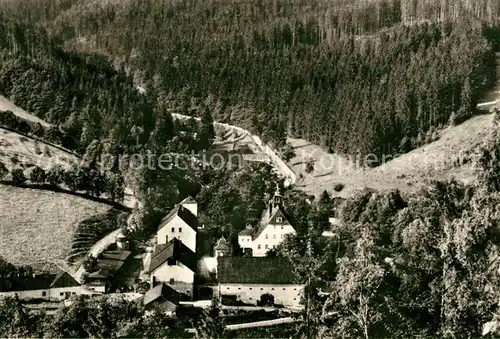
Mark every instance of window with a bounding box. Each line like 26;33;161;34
171;227;175;232
227;287;230;290
271;288;274;290
283;288;286;291
249;288;252;290
281;226;284;229
170;278;175;284
238;288;241;290
60;292;64;296
265;245;268;249
258;245;261;249
179;227;182;232
265;234;268;239
276;217;283;223
260;288;264;290
42;291;47;297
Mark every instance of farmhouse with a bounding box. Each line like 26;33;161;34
149;238;197;297
156;196;198;253
0;270;93;301
238;192;295;257
85;250;132;293
216;257;304;308
143;283;181;314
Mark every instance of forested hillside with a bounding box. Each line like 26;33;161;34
1;0;499;160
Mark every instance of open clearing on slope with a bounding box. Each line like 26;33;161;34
290;113;493;198
0;128;80;172
0;95;50;127
0;184;111;273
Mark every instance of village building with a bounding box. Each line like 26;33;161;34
238;192;295;257
156;197;198;253
0;270;93;301
216;257;304;308
85;250;132;293
143;283;181;314
148;238;197;297
144;196;200;298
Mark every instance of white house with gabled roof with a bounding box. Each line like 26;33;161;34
238;192;296;257
156;196;198;253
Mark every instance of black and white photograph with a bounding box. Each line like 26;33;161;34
1;0;500;338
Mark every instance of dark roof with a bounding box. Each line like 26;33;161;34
149;238;197;273
95;250;131;272
238;228;254;236
217;257;298;285
0;271;80;292
252;205;292;240
180;196;197;204
87;269;113;280
144;283;180;306
50;271;80;288
158;205;198;232
101;250;131;261
97;259;126;272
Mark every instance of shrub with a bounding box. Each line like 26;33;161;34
136;281;150;294
305;157;314;173
30;166;46;184
32;123;45;137
281;143;296;162
46;165;65;186
333;183;345;192
83;255;98;273
11;168;26;185
0;163;7;180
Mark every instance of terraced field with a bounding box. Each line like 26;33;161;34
0;184;111;273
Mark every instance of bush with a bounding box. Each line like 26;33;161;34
11;168;26;185
305;157;314;173
32;123;45;137
46;165;65;186
83;255;98;273
30;166;46;184
0;163;7;180
333;183;345;192
281;143;296;162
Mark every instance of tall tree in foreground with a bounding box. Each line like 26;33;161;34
199;104;215;150
194;298;225;339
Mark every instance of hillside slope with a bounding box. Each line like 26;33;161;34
290;113;493;198
0;127;79;172
0;94;50;127
0;184;111;273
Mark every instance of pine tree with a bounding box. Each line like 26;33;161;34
199;104;215;150
194;298;225;339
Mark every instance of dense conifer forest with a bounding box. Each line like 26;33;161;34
1;0;499;159
3;1;500;338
